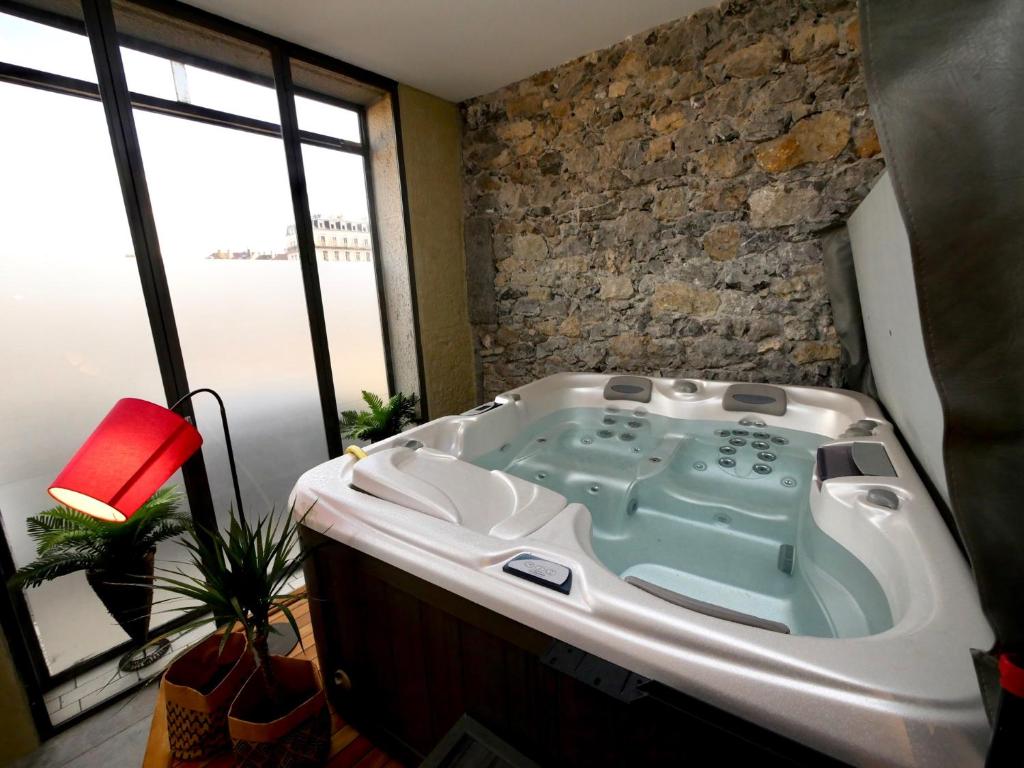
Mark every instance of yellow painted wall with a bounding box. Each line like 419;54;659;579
0;628;39;762
397;85;477;416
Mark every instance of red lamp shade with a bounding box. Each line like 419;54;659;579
49;398;202;522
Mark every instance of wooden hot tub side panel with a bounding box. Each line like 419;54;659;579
299;526;843;767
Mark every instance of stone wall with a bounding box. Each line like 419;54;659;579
461;0;884;398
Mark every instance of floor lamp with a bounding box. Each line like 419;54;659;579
49;390;301;665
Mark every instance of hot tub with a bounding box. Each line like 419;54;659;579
292;373;992;766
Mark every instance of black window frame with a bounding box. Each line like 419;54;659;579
0;0;403;737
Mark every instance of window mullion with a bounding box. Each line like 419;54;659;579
271;45;343;458
298;131;365;155
0;61;100;100
79;0;217;530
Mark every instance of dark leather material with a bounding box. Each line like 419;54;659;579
860;0;1024;649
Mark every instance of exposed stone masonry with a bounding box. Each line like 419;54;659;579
461;0;884;398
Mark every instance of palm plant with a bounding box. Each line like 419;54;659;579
340;390;419;442
12;487;188;642
13;487;187;587
155;506;312;707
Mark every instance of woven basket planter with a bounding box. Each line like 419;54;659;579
163;633;255;760
228;655;329;768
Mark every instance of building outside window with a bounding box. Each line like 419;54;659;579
286;214;374;263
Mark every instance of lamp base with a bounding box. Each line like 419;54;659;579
118;637;172;672
267;620;301;656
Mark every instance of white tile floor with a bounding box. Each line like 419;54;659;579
44;620;215;726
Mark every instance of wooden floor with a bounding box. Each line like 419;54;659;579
143;598;403;768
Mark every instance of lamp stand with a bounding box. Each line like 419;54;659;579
170;388;245;526
170;388;300;657
118;637;171;672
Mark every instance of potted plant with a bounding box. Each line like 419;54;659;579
340;390;419;442
12;487;188;667
156;506;328;766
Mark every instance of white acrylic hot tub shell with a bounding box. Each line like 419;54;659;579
291;373;992;767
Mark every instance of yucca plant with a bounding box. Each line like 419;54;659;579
340;390;419;442
155;506;312;706
11;487;188;643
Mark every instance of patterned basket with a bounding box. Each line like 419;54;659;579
163;633;255;760
229;655;329;768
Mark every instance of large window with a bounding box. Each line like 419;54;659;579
0;81;167;676
133;109;329;523
0;0;395;728
302;122;389;412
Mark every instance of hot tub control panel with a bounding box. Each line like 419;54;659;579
504;553;573;594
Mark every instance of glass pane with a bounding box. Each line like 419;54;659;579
120;46;177;100
134;111;329;525
121;44;280;123
301;145;389;416
290;57;378;123
295;94;360;142
0;10;96;82
113;0;274;89
0;83;179;675
184;64;278;122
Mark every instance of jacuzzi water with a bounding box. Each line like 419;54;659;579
473;406;893;638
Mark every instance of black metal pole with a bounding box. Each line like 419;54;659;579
170;388;245;524
168;388;300;655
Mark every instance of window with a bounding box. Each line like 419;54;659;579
0;80;172;676
122;46;280;123
295;94;360;142
133;109;330;525
0;0;398;715
300;139;388;412
0;10;96;82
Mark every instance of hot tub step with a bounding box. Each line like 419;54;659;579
625;576;791;634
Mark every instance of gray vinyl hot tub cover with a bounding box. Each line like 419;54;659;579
860;0;1024;650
